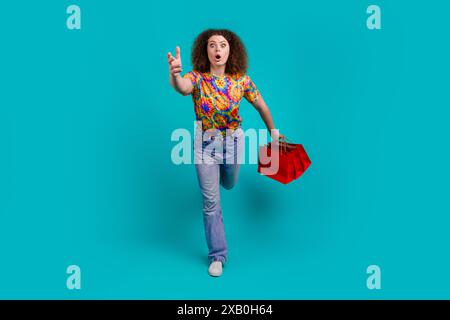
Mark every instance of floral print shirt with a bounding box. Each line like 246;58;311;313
183;71;260;134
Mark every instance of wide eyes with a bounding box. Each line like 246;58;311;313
209;43;227;48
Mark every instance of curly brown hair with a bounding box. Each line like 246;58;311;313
191;29;248;76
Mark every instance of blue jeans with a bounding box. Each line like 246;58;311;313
194;127;244;264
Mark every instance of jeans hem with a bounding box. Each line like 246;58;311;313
209;256;226;264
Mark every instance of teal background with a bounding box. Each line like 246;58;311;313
1;0;449;299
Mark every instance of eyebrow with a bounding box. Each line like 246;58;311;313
208;41;227;44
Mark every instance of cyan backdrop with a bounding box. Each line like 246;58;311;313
1;0;449;299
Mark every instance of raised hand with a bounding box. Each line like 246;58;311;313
167;46;182;78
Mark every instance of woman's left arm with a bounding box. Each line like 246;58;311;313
251;94;285;141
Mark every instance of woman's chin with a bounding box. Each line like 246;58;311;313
210;61;226;67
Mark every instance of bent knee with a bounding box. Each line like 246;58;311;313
220;180;236;190
222;184;235;190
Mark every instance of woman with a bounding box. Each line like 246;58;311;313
167;29;284;277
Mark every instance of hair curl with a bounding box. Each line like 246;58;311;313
191;29;248;76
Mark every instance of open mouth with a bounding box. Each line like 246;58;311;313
215;54;221;60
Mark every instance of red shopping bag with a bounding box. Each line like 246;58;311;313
258;140;311;184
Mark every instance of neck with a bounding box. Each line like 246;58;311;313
210;65;226;77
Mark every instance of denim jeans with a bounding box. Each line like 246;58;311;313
193;127;244;264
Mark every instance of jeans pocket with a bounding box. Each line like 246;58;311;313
202;140;214;148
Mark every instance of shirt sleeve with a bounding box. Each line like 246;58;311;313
243;75;260;104
183;70;199;87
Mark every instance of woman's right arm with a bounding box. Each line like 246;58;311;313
167;46;193;96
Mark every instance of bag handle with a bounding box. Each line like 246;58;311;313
268;134;295;153
276;136;295;153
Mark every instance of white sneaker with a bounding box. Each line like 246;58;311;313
208;261;223;277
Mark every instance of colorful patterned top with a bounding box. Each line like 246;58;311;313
183;71;260;135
